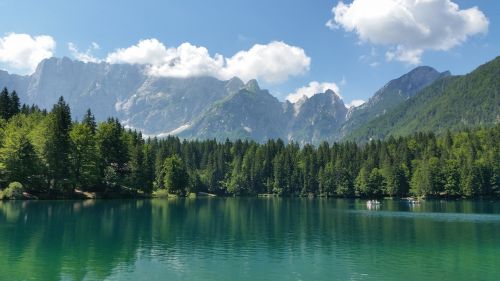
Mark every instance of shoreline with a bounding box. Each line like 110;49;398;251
2;190;499;201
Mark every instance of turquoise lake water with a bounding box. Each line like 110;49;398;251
0;198;499;280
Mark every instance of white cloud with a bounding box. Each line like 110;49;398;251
346;99;365;108
113;40;227;79
223;41;310;83
106;39;310;84
0;33;56;74
327;0;489;64
286;81;340;103
68;42;101;63
107;39;178;65
385;46;423;65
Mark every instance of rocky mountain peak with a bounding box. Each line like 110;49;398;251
244;79;260;93
324;89;342;102
380;66;450;97
324;89;336;95
225;77;245;94
339;64;451;139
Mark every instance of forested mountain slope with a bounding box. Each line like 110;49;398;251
341;66;449;138
349;57;500;142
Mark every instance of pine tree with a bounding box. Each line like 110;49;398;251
319;162;335;196
442;159;460;196
96;118;129;188
163;155;189;195
355;165;369;197
45;97;73;191
410;160;430;196
9;91;20;117
82;109;97;134
127;132;146;191
226;156;245;195
0;88;11;120
70;122;100;190
366;168;385;198
141;143;156;193
334;166;355;197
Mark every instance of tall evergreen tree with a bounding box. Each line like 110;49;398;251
9;91;20;117
45;97;73;191
334;166;355;197
0;88;11;120
366;168;385;198
96;118;129;188
82;109;97;134
70;122;100;190
162;155;188;195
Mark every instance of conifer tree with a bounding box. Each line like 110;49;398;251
163;155;188;195
45;97;73;191
70;122;100;190
9;91;20;117
0;88;11;120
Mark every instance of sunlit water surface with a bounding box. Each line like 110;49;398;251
1;198;499;281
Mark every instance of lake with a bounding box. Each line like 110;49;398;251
0;198;499;281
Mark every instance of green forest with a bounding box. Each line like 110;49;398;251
0;87;499;199
349;57;500;142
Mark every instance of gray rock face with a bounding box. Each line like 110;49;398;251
0;70;29;94
182;82;349;144
0;57;449;144
117;76;240;134
288;89;348;144
26;57;146;121
181;80;292;141
1;57;238;135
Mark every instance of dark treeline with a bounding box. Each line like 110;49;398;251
0;88;499;198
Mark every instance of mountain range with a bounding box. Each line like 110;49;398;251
0;56;498;143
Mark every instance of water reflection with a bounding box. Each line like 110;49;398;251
0;199;499;281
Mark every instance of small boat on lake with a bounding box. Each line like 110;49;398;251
404;197;422;205
367;200;381;208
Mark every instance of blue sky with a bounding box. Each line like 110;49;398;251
0;0;498;105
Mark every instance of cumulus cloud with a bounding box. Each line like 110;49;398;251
68;42;101;63
327;0;489;64
106;39;310;84
0;33;56;74
107;39;227;79
223;41;310;83
346;99;365;108
107;39;179;65
286;81;340;103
